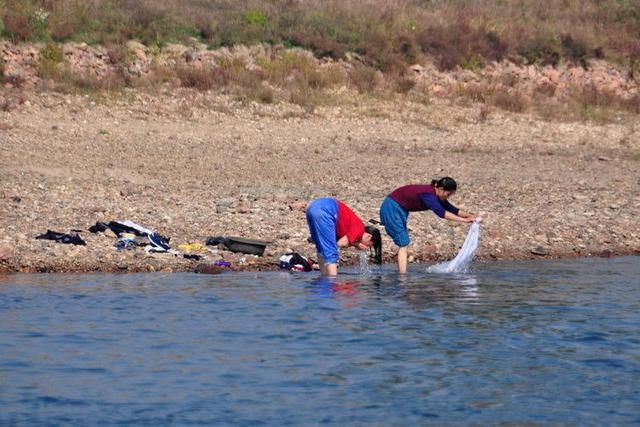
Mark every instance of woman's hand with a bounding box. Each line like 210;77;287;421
445;210;478;223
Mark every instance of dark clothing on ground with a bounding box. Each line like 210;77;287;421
36;230;86;245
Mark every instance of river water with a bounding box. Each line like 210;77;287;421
1;257;639;425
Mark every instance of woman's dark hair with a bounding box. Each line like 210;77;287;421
365;225;382;265
431;176;457;192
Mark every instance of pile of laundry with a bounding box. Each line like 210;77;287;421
35;220;318;272
36;220;192;258
278;251;317;272
89;220;171;253
34;220;276;267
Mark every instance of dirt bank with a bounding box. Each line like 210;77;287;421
0;88;638;273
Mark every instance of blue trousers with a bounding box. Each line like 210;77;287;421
380;196;411;247
306;198;339;264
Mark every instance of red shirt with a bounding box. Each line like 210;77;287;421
335;200;365;244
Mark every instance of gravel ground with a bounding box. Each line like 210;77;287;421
1;89;638;273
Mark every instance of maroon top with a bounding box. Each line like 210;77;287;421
388;184;459;217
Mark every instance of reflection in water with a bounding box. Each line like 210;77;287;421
307;276;365;309
401;274;480;310
306;269;481;311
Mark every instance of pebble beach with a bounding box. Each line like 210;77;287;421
1;85;638;273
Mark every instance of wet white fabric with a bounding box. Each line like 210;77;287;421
427;219;481;274
120;220;154;236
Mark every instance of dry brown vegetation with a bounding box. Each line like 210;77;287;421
2;0;639;69
1;0;639;120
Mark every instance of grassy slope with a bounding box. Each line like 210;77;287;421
1;0;639;71
1;1;638;120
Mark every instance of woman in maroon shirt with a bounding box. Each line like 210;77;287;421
379;177;478;274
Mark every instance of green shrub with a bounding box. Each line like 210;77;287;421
244;9;268;27
461;55;485;71
29;7;50;41
37;42;64;79
283;8;357;59
40;42;64;63
518;36;561;66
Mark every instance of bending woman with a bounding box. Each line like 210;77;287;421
306;198;382;276
380;177;478;274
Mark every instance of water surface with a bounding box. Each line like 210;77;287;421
1;257;639;425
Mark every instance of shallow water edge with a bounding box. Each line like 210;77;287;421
1;248;638;274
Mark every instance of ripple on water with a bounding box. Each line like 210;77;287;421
0;257;639;425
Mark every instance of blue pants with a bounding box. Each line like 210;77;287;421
380;196;410;247
306;198;339;264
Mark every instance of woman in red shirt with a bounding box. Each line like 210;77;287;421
306;198;382;276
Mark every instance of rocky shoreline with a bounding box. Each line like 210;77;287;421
1;84;639;274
